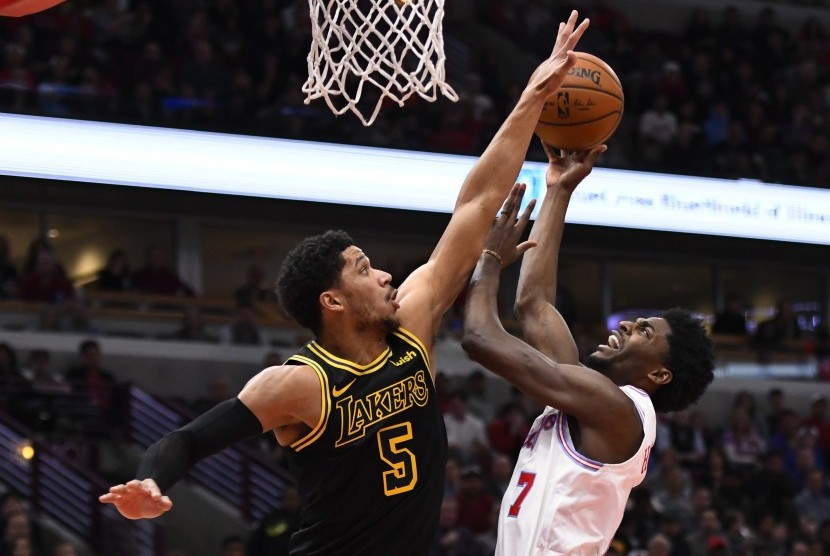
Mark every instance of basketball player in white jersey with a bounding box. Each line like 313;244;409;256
461;147;715;556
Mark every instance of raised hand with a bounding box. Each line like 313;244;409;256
542;142;607;193
527;10;590;97
99;479;173;520
483;183;537;268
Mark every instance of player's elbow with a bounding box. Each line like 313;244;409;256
514;296;543;328
461;327;494;362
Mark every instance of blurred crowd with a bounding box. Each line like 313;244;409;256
0;1;826;187
7;331;830;555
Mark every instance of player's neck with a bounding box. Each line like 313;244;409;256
316;326;390;366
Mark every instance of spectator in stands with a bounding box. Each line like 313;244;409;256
485;453;512;500
768;410;818;484
486;402;530;459
1;511;40;556
429;496;482;556
0;343;28;395
753;302;803;360
802;395;830;460
17;248;88;331
722;407;767;472
652;466;694;527
794;469;830;525
668;409;708;474
261;350;283;368
219;304;266;346
455;465;494;536
170;306;215;342
21;349;69;395
0;236;18;299
17;249;73;304
443;391;489;459
753;449;798;524
95;248;132;291
64;339;119;424
191;375;231;415
51;541;77;556
464;369;494;421
656;512;692;556
233;263;275;307
220;535;244;556
763;388;787;438
246;487;301;556
712;294;748;335
131;245;195;297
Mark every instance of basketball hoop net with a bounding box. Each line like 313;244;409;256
303;0;458;126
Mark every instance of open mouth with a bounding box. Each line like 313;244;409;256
598;331;621;352
387;288;400;309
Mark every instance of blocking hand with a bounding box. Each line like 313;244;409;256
99;478;173;520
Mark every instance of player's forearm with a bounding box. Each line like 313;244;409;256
136;398;262;491
515;187;571;317
455;89;547;209
462;255;507;351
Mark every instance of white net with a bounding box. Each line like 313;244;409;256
303;0;459;126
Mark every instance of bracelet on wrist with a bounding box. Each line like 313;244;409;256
482;249;503;265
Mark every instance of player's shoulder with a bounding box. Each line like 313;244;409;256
246;362;321;396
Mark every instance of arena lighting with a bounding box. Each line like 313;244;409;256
1;114;830;246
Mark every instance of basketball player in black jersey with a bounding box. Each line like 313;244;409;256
99;11;590;555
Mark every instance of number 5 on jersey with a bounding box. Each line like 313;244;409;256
508;471;536;517
377;422;418;496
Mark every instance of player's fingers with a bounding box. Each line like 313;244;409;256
108;484;127;494
541;141;560;161
516;199;536;230
158;496;173;511
99;493;119;503
567;17;590;50
516;241;538;256
510;184;528;217
586;144;608;164
564;10;578;36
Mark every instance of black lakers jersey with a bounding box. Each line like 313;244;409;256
283;327;447;556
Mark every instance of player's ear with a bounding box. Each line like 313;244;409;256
320;290;344;313
647;366;672;386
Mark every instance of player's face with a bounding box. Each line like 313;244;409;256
584;317;671;384
338;246;400;333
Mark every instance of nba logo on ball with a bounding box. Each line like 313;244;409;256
536;52;624;150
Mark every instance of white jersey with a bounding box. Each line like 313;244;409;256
496;385;656;556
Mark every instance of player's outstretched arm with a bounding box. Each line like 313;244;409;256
396;11;589;345
515;144;606;363
461;187;638;439
100;364;320;520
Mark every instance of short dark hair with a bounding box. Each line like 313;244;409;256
650;309;715;413
79;339;99;355
276;230;354;336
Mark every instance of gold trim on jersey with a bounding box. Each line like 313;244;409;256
288;355;331;452
307;342;392;376
393;328;432;374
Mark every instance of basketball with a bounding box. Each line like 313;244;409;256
535;52;624;151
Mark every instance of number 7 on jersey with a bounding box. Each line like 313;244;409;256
507;471;536;517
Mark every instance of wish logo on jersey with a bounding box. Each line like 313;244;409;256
335;370;429;446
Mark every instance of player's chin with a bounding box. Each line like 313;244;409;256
382;317;401;334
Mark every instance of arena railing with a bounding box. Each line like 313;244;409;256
128;386;291;522
0;412;164;556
